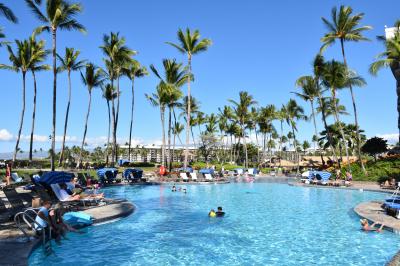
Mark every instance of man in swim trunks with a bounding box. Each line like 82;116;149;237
360;219;384;232
216;206;225;217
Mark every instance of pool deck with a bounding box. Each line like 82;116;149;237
0;199;135;266
289;181;397;194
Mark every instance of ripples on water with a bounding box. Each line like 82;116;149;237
29;183;400;265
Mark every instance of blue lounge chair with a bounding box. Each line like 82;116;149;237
308;171;331;185
97;168;118;184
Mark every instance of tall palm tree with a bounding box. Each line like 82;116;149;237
28;34;50;163
123;59;148;161
150;59;188;170
321;5;371;171
172;121;184;163
1;40;32;162
166;28;212;168
285;99;306;173
294;76;320;152
370;21;400;144
0;3;18;23
229;91;257;168
321;60;366;170
57;47;85;166
100;32;135;164
102;83;117;165
79;63;104;165
145;85;169;166
25;0;86;170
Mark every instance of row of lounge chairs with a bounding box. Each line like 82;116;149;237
177;172;215;182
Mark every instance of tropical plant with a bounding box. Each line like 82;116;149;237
28;34;50;163
100;32;135;164
0;3;18;23
26;0;86;170
57;47;85;166
321;5;371;171
166;28;212;168
229;91;257;168
361;137;388;162
1;39;32;162
79;63;104;165
123;59;148;160
370;21;400;144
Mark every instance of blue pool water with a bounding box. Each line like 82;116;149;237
29;183;400;265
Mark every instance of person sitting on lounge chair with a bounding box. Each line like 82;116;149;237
360;219;384;232
59;183;104;201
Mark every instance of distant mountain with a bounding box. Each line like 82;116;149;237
0;151;49;160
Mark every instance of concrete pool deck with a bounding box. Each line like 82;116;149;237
0;199;135;266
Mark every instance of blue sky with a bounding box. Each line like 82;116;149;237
0;0;399;153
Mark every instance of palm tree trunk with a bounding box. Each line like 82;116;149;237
397;80;400;144
29;70;37;163
255;128;260;165
59;70;72;166
279;120;283;159
105;100;111;165
242;126;248;168
168;107;172;171
110;79;116;166
13;72;26;162
79;90;92;165
50;28;57;171
184;56;192;168
332;88;350;171
340;39;365;172
128;79;135;161
172;132;176;165
160;106;166;166
310;100;318;153
230;135;233;162
291;127;300;175
114;76;121;164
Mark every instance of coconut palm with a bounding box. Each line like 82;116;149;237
172;121;184;163
294;76;320;152
321;60;366;170
123;59;148;160
1;40;32;162
370;22;400;144
102;83;117;165
79;63;104;165
166;28;212;168
284;99;306;173
180;96;201;147
145;85;169;166
321;5;371;171
25;0;86;170
57;47;85;166
150;59;188;169
28;34;50;163
229;91;257;168
100;32;135;164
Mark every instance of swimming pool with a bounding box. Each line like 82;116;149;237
29;183;400;265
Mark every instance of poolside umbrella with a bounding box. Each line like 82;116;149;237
38;171;75;185
123;168;143;179
199;168;214;174
308;171;331;181
177;167;193;173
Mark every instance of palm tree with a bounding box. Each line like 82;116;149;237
100;32;135;164
321;60;366;170
285;99;306;173
294;76;319;152
0;3;17;23
26;0;86;170
57;47;85;166
321;5;371;171
172;121;184;163
123;59;148;161
28;34;50;163
145;85;169;166
1;40;32;162
150;59;188;170
102;83;117;165
370;21;400;144
166;28;212;168
79;63;104;165
229;91;257;168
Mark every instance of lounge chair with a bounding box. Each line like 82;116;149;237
205;174;213;182
190;172;198;182
2;186;28;217
11;173;23;183
180;173;189;182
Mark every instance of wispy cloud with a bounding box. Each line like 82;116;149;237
0;129;13;141
376;133;399;144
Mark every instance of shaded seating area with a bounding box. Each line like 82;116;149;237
97;168;118;184
123;168;144;183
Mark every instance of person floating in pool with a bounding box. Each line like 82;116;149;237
208;209;216;217
216;207;225;217
182;188;187;194
360;219;384;232
172;185;177;192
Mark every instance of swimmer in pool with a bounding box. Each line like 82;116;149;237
172;185;176;192
360;219;384;232
208;209;216;217
216;206;225;217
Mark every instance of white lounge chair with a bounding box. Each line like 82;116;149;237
205;174;213;181
11;173;23;182
190;172;198;181
180;173;189;182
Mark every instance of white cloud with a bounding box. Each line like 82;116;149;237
376;133;399;144
0;129;13;141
